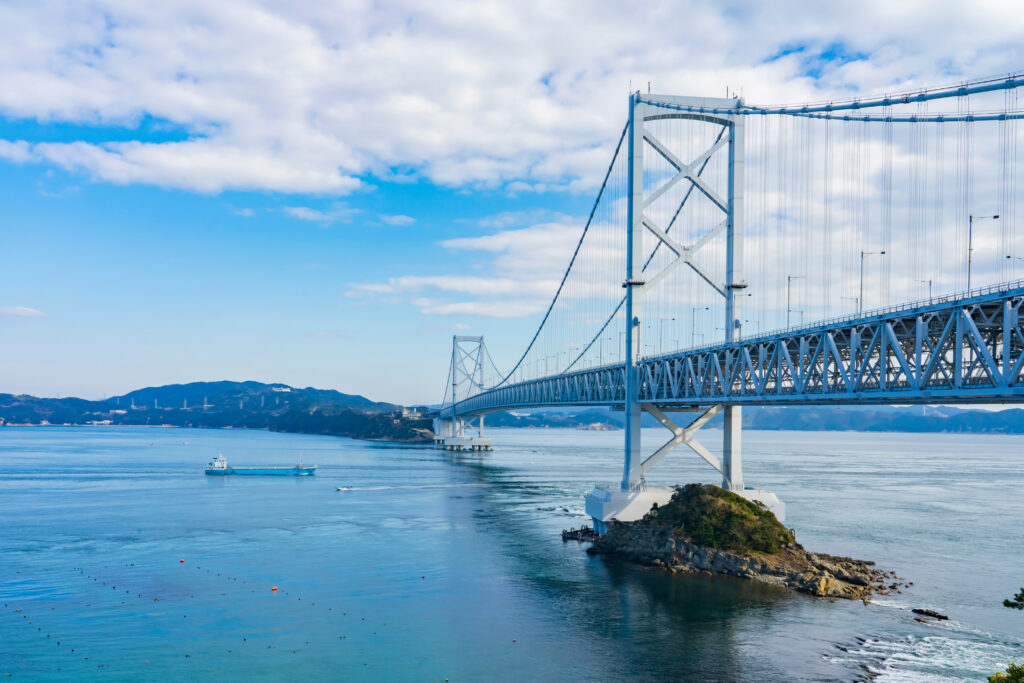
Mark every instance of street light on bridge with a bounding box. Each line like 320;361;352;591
786;275;804;329
1007;255;1024;284
915;279;933;303
859;250;886;315
659;317;675;353
690;306;710;348
967;214;999;293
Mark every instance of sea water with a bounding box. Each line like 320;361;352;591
0;425;1022;681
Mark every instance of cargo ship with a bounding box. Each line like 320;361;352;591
204;453;316;476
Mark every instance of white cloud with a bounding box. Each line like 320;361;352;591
410;298;548;318
283;203;359;224
233;207;256;217
29;140;362;194
442;221;584;278
379;214;416;226
357;275;558;297
0;140;31;163
354;218;584;317
476;209;572;229
0;306;47;318
284;206;328;221
1;1;1021;194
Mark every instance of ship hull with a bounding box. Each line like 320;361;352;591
205;466;316;476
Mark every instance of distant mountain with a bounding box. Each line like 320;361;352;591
743;404;1024;433
482;404;1024;434
482;408;622;430
0;381;428;442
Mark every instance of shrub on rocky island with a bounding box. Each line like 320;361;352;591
640;483;797;555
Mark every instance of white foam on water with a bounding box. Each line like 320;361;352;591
827;633;1021;682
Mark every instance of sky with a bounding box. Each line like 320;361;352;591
1;0;1023;405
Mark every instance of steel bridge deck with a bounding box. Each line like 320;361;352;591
439;284;1024;418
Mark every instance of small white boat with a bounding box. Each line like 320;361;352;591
337;486;352;492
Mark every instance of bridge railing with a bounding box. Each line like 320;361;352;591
649;278;1024;361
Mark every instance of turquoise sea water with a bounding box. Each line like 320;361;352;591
1;425;1022;681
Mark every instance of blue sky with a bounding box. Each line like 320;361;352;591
1;155;591;402
1;1;1021;404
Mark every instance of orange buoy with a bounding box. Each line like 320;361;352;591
179;559;184;564
272;586;278;592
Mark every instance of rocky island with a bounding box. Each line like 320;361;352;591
588;483;903;601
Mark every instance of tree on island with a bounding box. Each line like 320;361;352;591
988;588;1024;682
990;663;1024;683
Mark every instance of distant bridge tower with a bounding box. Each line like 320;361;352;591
433;336;492;452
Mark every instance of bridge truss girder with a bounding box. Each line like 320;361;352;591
446;287;1024;413
639;290;1024;405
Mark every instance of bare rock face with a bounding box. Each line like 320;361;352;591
587;484;896;601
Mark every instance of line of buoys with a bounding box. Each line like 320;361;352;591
204;557;401;645
68;555;404;669
5;602;101;672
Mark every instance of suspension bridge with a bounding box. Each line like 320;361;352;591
432;74;1024;532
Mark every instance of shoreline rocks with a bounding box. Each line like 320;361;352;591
912;608;949;620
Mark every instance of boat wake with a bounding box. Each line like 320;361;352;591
336;483;482;492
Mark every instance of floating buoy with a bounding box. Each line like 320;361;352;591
272;586;278;592
180;559;184;564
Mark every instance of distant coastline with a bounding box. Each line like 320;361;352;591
0;380;433;444
0;423;428;442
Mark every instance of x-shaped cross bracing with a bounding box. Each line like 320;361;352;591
640;125;729;301
638;404;723;477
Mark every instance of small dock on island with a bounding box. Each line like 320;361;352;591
434;435;492;452
562;525;599;542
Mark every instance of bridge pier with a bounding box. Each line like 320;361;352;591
722;405;742;491
586;403;784;532
432;415;492;451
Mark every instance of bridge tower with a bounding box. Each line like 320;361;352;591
587;92;783;531
434;336;492;452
